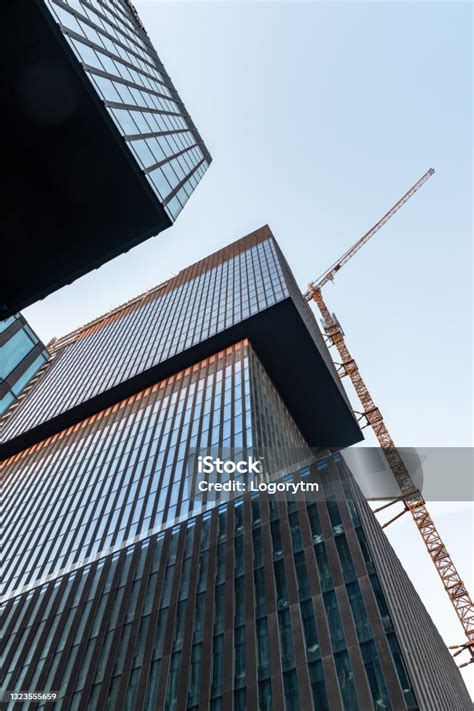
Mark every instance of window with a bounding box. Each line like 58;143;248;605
288;511;303;552
234;625;246;688
214;585;225;635
355;527;375;575
300;600;320;661
294;551;311;601
278;609;295;671
148;167;171;199
11;353;47;397
0;329;34;379
130;138;155;167
274;559;288;609
283;670;300;711
211;634;224;698
314;542;333;592
0;316;16;333
327;501;343;535
346;581;372;642
0;391;15;417
309;661;329;711
254;568;266;618
335;534;356;582
164;651;181;708
334;651;359;711
369;574;393;632
187;643;202;707
256;618;271;680
258;680;272;711
387;633;418;709
323;591;345;652
361;641;391;710
69;38;100;68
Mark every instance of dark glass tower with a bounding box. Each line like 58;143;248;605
0;228;470;710
1;0;211;317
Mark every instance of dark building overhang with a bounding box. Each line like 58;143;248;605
0;0;173;318
0;297;363;459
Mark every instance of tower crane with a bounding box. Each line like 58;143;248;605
304;169;474;662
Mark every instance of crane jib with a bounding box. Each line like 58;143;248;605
304;168;435;298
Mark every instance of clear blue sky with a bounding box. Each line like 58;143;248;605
24;0;473;693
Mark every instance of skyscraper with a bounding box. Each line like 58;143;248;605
1;228;470;710
1;0;211;317
0;315;49;417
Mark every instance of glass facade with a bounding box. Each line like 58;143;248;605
1;393;420;709
44;0;211;221
0;315;49;417
1;231;289;443
3;341;308;597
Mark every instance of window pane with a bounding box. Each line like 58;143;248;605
1;329;34;378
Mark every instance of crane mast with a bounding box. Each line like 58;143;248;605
306;170;474;657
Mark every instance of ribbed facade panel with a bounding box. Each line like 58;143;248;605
351;479;472;710
2;458;421;711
